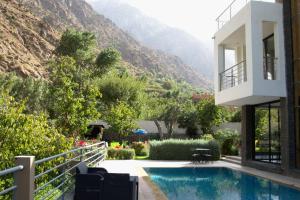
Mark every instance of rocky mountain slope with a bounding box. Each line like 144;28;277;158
89;0;214;79
0;0;211;89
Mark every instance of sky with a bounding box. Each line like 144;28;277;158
86;0;275;46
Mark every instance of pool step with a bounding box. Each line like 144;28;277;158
221;156;241;165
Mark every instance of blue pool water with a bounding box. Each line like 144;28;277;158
144;167;300;200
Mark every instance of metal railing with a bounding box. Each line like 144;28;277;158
219;60;247;90
0;165;24;197
216;0;273;29
0;142;106;200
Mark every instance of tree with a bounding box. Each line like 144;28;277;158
105;101;137;136
0;92;72;199
95;47;121;75
0;73;48;114
55;29;97;65
98;72;146;116
56;29;121;78
47;56;101;137
195;96;225;135
178;102;199;138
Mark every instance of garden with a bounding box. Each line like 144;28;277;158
0;29;240;199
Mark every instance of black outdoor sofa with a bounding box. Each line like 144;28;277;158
74;162;139;200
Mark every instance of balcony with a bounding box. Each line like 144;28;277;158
220;60;247;90
214;0;286;106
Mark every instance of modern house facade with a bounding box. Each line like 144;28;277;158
214;0;300;177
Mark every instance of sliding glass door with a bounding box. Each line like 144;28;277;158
254;101;281;164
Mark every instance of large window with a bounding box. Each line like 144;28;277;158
254;101;281;164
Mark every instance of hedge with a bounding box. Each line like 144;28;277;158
149;139;220;160
107;148;135;160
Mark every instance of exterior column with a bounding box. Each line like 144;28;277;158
241;105;255;165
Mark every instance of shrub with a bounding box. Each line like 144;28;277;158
149;139;220;160
200;134;215;141
131;142;148;156
214;129;240;155
107;148;135;160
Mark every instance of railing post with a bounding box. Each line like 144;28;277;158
14;156;35;200
80;148;83;162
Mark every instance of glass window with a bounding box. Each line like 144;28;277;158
263;34;276;80
254;101;281;164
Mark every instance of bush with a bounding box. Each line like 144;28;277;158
131;142;148;156
214;129;240;155
200;134;214;141
149;139;220;160
107;148;135;160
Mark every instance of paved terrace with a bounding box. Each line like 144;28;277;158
97;160;300;200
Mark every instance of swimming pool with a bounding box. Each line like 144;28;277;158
144;167;300;200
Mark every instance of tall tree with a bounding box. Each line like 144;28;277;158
48;56;100;137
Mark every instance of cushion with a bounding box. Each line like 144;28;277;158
76;162;88;174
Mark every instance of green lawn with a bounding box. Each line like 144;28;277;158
134;155;149;160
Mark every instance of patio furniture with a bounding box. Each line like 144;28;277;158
102;173;138;200
192;148;212;163
74;163;106;200
74;162;139;200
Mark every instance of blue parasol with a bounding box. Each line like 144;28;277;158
134;129;147;135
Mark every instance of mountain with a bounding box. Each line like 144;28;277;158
88;0;214;79
0;0;211;90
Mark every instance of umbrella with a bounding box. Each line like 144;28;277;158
134;129;147;135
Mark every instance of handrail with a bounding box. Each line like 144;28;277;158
34;141;106;199
0;165;24;197
219;60;247;90
35;142;105;165
220;60;246;74
0;142;107;199
216;0;250;29
0;165;23;176
216;0;239;22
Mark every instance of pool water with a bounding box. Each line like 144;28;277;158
144;167;300;200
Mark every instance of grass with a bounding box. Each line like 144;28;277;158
134;155;149;160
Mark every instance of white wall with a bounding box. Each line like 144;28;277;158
137;120;241;135
214;1;286;106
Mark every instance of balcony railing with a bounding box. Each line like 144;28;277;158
0;142;106;200
216;0;273;29
220;60;247;90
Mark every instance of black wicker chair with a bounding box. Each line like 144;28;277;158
102;173;138;200
74;162;107;200
74;162;138;200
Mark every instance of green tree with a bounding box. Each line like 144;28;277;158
56;29;121;78
95;47;121;75
195;96;225;135
55;29;97;65
105;101;137;135
98;72;146;116
0;73;48;114
0;92;72;199
178;102;199;138
47;56;101;137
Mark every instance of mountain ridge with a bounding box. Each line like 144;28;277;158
89;0;214;79
0;0;211;90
